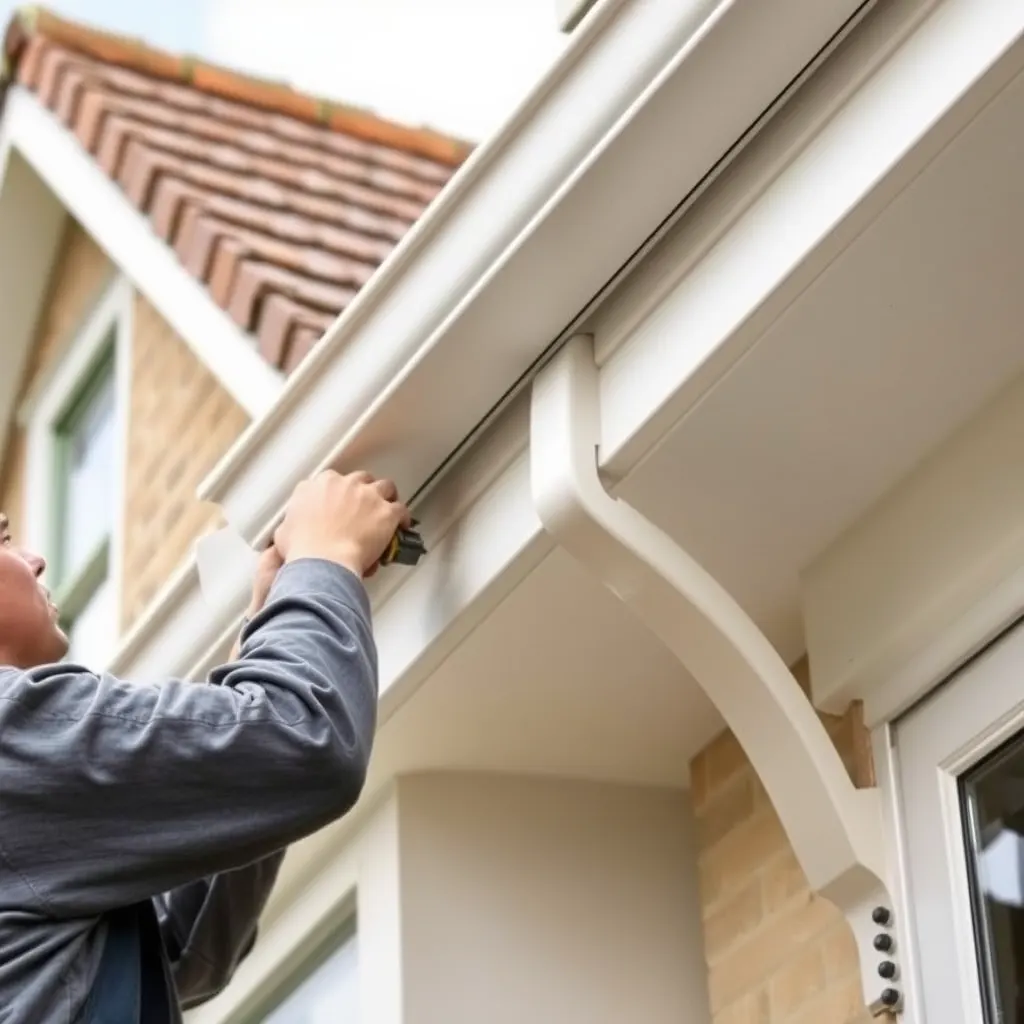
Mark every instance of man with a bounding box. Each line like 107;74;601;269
0;469;410;1023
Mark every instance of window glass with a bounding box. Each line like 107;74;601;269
261;931;359;1024
962;731;1024;1022
48;346;119;668
56;363;117;585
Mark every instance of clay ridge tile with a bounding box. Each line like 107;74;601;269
2;5;474;166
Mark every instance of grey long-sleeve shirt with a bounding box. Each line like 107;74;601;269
0;558;378;1023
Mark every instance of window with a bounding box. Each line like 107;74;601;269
50;347;118;664
23;278;129;670
254;925;359;1024
894;616;1024;1023
962;737;1024;1020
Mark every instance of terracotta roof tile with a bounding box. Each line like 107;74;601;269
0;7;472;376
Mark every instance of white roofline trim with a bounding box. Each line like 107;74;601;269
2;87;283;421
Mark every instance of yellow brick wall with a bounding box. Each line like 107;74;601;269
122;293;249;629
0;219;110;539
690;662;877;1024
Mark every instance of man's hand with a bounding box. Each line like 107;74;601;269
246;545;284;618
274;470;411;578
228;545;284;661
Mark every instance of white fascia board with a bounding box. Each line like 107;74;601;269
198;0;875;538
114;0;875;683
3;88;282;421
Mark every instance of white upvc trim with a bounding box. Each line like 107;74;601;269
888;618;1024;1023
110;288;133;623
22;275;133;670
2;88;281;421
102;0;1024;968
368;0;1024;726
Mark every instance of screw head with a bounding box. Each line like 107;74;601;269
880;988;900;1007
872;906;892;926
878;961;897;980
873;933;894;953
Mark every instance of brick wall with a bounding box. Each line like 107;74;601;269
690;661;877;1024
121;292;249;629
0;219;110;538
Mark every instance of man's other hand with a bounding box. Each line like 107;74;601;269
274;470;411;578
247;545;284;617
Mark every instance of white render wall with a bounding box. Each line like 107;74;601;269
395;772;710;1024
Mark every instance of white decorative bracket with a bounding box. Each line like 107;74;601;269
530;335;903;1017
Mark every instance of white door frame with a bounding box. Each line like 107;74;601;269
891;615;1024;1023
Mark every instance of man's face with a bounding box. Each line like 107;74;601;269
0;513;69;669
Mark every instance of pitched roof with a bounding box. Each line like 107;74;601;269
0;7;472;375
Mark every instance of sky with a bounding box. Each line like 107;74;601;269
0;0;570;141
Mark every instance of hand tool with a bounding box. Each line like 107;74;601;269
379;520;427;567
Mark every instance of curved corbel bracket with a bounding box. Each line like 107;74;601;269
530;335;902;1016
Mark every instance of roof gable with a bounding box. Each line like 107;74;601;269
1;9;471;375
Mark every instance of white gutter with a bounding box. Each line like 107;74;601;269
113;0;875;681
531;336;900;1017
